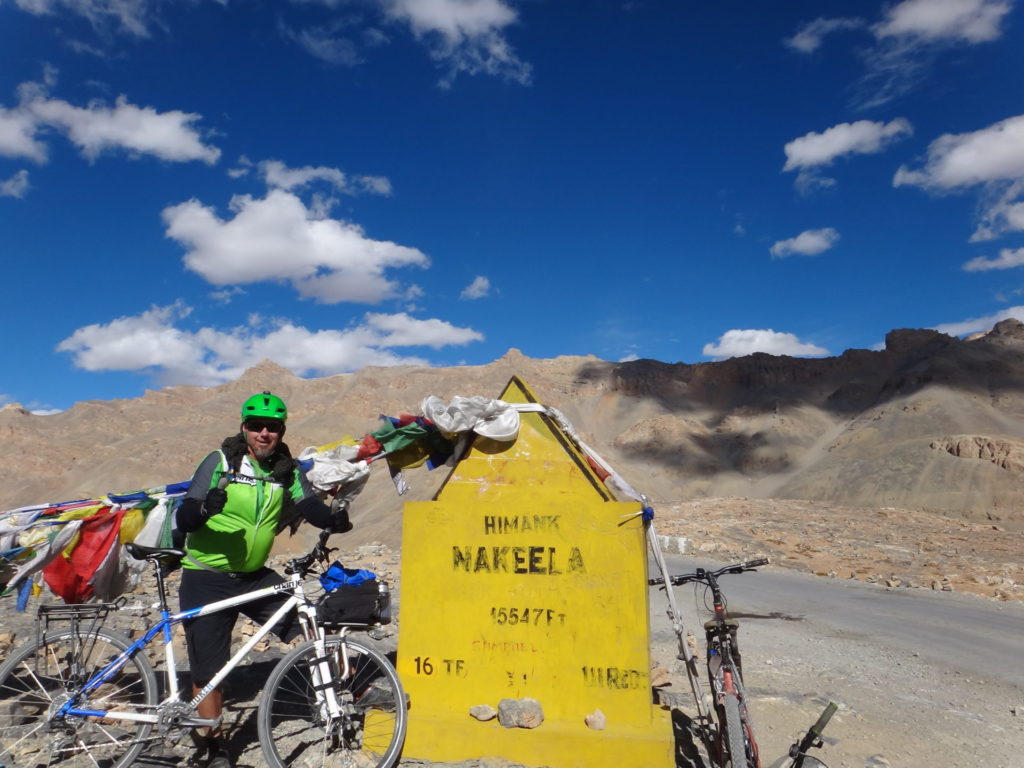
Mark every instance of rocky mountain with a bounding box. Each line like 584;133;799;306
6;321;1024;548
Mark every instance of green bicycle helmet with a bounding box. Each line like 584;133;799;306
241;391;288;422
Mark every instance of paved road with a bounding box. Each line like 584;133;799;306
649;554;1024;688
646;554;1024;768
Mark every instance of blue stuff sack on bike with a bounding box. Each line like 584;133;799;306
320;562;377;590
317;562;390;627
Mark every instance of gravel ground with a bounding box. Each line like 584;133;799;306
646;578;1024;768
2;525;1022;768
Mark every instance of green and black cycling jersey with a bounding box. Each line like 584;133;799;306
178;449;337;573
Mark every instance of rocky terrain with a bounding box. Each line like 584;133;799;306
653;497;1024;602
5;322;1024;600
2;518;1021;768
8;321;1024;538
3;322;1024;766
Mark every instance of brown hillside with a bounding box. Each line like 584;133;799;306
6;323;1024;545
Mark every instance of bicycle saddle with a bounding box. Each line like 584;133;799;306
124;541;186;562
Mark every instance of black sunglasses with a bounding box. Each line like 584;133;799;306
244;419;284;434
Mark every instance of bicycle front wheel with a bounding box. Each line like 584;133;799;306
722;692;754;768
0;627;158;768
259;635;406;768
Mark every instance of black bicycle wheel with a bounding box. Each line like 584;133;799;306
0;627;158;768
258;635;406;768
722;692;752;768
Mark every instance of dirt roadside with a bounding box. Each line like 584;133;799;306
651;497;1024;603
1;498;1021;767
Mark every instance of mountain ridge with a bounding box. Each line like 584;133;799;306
7;323;1024;541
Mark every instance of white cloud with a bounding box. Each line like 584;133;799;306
894;115;1024;240
0;105;47;161
28;94;220;164
0;170;29;198
459;275;490;300
280;21;364;66
702;329;828;360
873;0;1012;44
932;305;1024;337
783;119;912;172
259;159;392;196
787;3;1011;68
2;74;220;166
209;286;246;303
770;228;840;258
385;0;516;38
56;303;483;386
261;159;347;191
56;302;203;373
784;17;864;53
793;170;838;196
618;353;640;363
163;189;429;304
364;312;483;347
894;115;1024;190
962;247;1024;272
359;175;392;195
844;0;1013;108
12;0;156;37
381;0;531;87
974;184;1024;241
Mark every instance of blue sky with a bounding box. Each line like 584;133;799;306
2;0;1024;413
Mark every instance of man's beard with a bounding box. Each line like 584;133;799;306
249;441;276;460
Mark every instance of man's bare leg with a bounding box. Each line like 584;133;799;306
193;683;231;767
193;683;223;734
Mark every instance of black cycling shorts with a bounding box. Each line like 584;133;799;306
178;566;301;684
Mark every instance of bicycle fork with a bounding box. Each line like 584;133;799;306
308;634;349;729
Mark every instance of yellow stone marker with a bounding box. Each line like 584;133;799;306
397;377;673;767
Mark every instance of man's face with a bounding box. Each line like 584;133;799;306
242;419;284;460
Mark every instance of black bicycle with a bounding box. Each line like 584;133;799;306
650;558;769;768
785;701;837;768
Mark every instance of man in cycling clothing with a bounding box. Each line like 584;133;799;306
177;391;350;768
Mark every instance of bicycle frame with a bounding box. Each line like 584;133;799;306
53;560;341;730
701;571;759;768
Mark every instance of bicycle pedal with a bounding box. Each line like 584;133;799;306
180;716;221;728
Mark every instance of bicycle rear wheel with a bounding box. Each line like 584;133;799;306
0;628;158;768
259;635;406;768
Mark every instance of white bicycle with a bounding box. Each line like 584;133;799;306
0;530;406;768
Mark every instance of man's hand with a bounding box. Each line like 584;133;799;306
203;487;228;518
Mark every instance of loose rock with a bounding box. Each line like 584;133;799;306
649;665;671;687
583;709;606;730
469;704;497;722
497;698;544;729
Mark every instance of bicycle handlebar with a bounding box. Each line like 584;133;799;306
284;529;335;577
788;701;838;767
648;557;770;587
808;701;837;735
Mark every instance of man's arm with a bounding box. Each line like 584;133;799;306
177;452;225;533
291;464;352;532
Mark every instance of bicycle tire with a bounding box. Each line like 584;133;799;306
258;635;406;768
0;627;158;768
722;692;752;768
